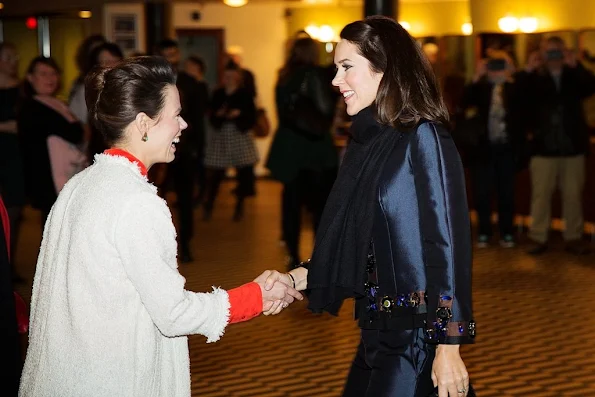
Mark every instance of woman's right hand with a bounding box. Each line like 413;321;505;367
253;270;303;315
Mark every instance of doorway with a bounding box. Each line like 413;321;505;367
176;29;225;93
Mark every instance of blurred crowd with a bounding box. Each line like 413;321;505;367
1;31;594;284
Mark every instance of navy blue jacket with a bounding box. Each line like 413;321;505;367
358;122;475;344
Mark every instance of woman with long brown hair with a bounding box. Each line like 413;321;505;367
271;17;475;396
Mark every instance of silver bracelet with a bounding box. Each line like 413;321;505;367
287;272;296;289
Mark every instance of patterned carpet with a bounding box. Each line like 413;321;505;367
13;180;595;396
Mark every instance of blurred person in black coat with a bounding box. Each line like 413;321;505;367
156;39;206;263
182;56;210;205
457;53;526;249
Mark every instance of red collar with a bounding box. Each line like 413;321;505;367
104;149;148;177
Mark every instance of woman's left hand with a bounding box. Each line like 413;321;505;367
431;344;469;397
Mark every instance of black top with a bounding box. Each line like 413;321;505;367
458;78;527;168
209;87;256;133
308;109;475;344
0;87;25;207
241;68;257;99
17;98;84;212
517;64;595;156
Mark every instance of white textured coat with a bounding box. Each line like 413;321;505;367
20;154;231;397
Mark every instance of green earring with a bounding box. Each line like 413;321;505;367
142;132;148;142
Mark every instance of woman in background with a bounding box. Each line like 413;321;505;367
0;42;25;280
18;57;85;223
203;61;258;222
266;37;338;269
84;42;125;157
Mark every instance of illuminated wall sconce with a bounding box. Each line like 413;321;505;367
78;11;92;19
399;21;411;31
303;24;336;42
498;16;518;33
519;17;538;33
318;25;335;42
223;0;248;7
461;22;473;36
305;24;320;39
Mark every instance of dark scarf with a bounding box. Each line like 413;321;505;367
307;107;403;315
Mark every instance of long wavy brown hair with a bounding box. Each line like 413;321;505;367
340;16;450;129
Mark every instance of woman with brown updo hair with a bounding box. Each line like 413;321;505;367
19;56;302;397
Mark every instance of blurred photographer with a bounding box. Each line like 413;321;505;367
457;53;526;248
518;36;595;255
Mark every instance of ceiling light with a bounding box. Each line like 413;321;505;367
224;0;248;7
461;22;473;36
305;24;319;39
318;25;335;42
519;17;538;33
498;16;518;33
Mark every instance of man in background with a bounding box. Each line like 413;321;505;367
182;55;210;206
156;39;205;263
520;36;595;255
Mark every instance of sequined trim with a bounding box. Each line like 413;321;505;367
425;320;477;341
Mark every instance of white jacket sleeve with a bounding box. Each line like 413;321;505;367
114;192;230;342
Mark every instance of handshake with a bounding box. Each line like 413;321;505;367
253;270;303;316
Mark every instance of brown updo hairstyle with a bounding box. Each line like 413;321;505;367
85;56;175;146
340;16;449;128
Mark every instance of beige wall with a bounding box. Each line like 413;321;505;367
172;2;288;175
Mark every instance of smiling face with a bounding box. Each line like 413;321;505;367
332;39;383;116
144;85;188;165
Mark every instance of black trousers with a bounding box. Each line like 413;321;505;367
471;144;516;237
171;153;196;251
342;328;436;397
6;206;21;267
282;168;336;262
205;165;255;208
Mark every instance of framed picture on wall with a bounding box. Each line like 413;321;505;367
103;4;146;56
111;15;137;52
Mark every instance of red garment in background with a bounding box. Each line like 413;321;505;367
1;195;28;333
0;196;9;259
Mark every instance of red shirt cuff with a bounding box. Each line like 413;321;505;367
228;282;262;324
